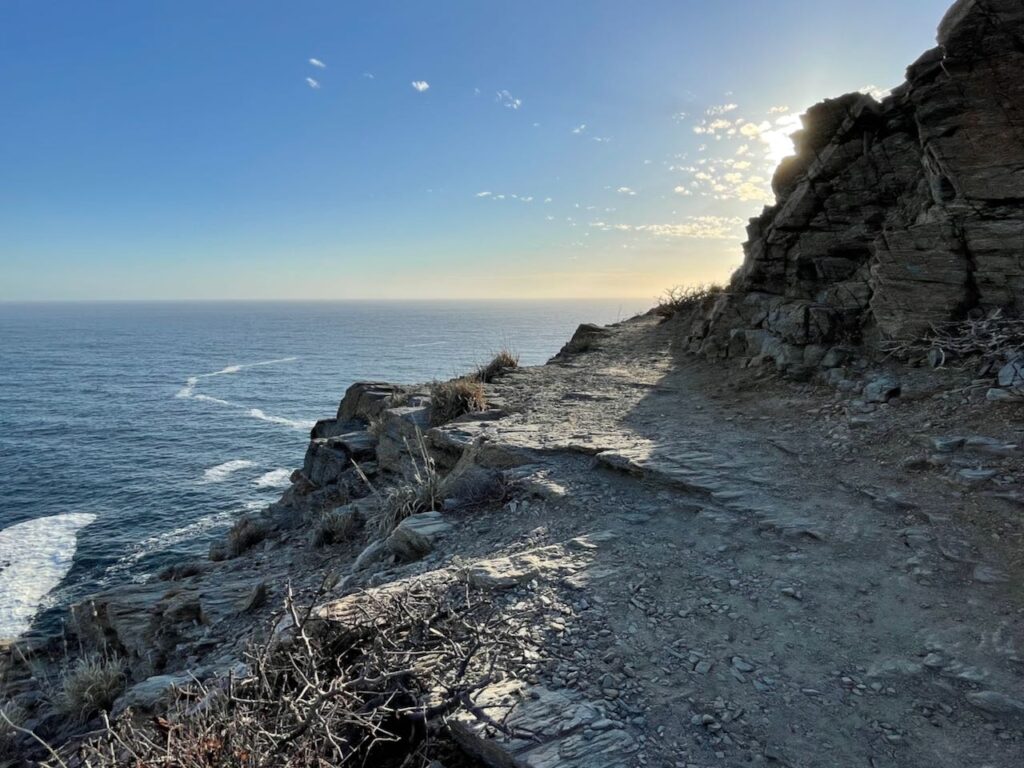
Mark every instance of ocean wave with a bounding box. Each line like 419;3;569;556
104;509;238;581
192;394;233;406
202;459;257;483
0;513;96;640
248;409;313;430
175;376;199;399
255;468;293;488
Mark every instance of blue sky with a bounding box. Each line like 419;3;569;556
1;0;952;300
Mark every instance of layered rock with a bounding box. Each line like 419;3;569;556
689;0;1024;375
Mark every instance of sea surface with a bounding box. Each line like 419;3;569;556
0;300;645;640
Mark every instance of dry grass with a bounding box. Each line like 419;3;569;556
357;430;444;538
223;515;270;559
312;507;361;547
57;654;126;721
429;377;486;426
477;348;519;383
653;283;724;319
0;700;26;757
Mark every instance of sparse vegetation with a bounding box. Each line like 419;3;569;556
215;514;270;559
883;309;1024;369
653;283;725;319
57;653;126;721
429;377;486;426
66;581;534;768
477;348;519;383
312;507;361;547
360;430;444;537
0;700;26;757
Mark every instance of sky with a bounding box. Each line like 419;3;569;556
0;0;953;301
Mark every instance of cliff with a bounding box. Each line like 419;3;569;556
688;0;1024;377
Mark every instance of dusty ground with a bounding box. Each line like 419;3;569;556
408;313;1024;767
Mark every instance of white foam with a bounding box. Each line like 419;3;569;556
192;394;233;406
254;468;292;488
201;459;257;483
105;509;238;581
0;513;96;640
247;409;313;431
175;376;199;399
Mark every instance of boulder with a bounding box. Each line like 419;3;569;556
385;511;452;562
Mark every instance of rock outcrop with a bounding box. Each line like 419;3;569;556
688;0;1024;376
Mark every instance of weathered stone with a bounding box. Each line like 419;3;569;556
385;511;452;562
864;375;901;403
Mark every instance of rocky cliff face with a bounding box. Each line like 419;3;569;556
688;0;1024;376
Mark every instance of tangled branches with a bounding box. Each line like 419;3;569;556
882;310;1024;369
61;578;538;768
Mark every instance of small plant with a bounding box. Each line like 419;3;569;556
365;429;444;536
653;283;724;318
223;514;270;558
477;348;519;383
312;507;361;547
0;700;26;757
430;377;486;426
58;653;126;721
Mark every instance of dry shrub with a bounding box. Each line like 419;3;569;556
882;309;1024;369
58;654;126;721
477;349;519;383
312;507;361;547
223;515;270;558
430;377;486;426
653;283;724;318
68;580;540;768
0;700;26;756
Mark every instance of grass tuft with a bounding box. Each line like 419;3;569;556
477;348;519;383
58;654;126;721
312;507;361;547
430;377;486;426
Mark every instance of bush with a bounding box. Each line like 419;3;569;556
220;514;270;559
653;283;724;318
477;349;519;383
430;377;486;426
58;654;126;721
312;507;361;547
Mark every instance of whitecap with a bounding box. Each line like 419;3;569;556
175;376;199;399
105;510;237;581
254;468;293;488
192;394;233;406
0;513;96;640
201;459;257;483
247;409;313;430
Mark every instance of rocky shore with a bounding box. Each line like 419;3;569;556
2;1;1024;765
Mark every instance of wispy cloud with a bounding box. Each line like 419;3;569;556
362;72;375;79
705;103;738;116
616;187;637;196
571;123;587;134
592;136;611;143
411;80;430;92
305;77;321;90
496;89;522;110
859;84;892;101
475;191;492;198
590;216;744;240
309;58;326;69
474;191;534;203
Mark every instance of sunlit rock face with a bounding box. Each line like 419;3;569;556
690;0;1024;372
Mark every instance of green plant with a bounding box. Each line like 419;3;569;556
58;654;126;721
430;377;486;426
477;348;519;383
653;283;724;318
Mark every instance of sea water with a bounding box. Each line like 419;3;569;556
0;300;644;639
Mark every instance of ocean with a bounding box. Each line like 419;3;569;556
0;300;645;640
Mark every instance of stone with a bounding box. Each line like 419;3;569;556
353;539;389;571
965;690;1024;716
553;323;612;358
864;375;900;404
997;358;1024;393
113;673;193;715
385;511;452;562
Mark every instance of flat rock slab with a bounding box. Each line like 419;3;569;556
450;680;637;768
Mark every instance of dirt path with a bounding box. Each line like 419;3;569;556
428;315;1024;767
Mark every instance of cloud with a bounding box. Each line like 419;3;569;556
475;190;534;203
305;77;320;89
705;103;738;116
496;89;522;110
768;105;790;114
411;80;430;92
616;187;637;196
362;72;375;79
475;191;492;198
309;58;326;69
590;216;745;240
592;136;611;143
859;84;892;101
673;185;692;196
571;123;587;134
